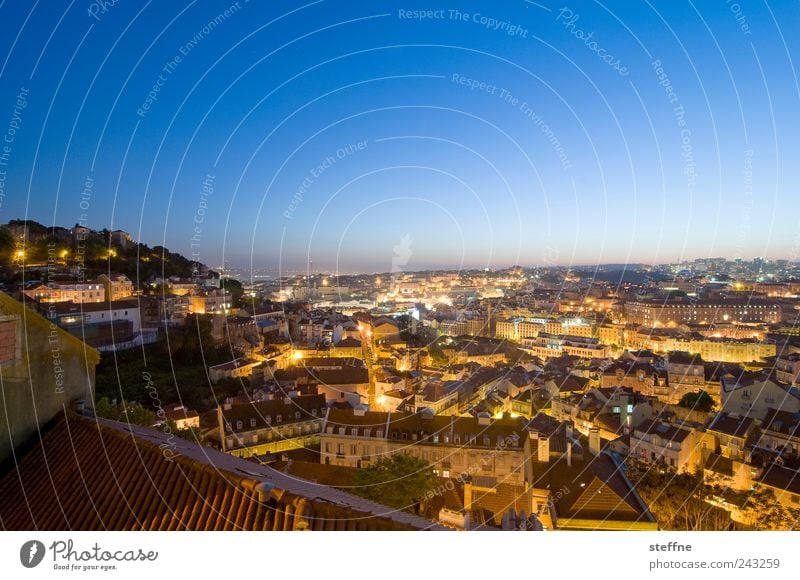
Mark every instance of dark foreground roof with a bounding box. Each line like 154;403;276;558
0;411;443;531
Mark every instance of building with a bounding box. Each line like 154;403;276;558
320;409;528;485
759;408;800;458
218;393;327;458
666;351;706;404
141;293;191;327
527;450;657;530
0;293;100;462
550;386;652;441
42;299;142;349
756;464;800;509
109;229;134;248
371;317;400;341
272;365;370;404
702;412;756;461
209;358;262;382
0;411;442;530
720;371;800;421
630;419;702;473
161;405;200;430
414;380;461;415
189;289;231;314
600;360;667;398
24;280;106;303
521;333;609;359
624;299;782;326
98;273;135;302
775;353;800;386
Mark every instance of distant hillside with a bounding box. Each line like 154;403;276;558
573;268;671;285
0;220;210;283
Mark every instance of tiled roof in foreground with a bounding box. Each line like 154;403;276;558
0;411;444;531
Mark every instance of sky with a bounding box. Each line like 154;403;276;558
0;0;798;273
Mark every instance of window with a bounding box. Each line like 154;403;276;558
276;414;282;423
312;408;318;416
250;419;256;428
295;411;301;419
350;428;358;436
236;420;243;430
364;429;371;438
338;427;346;435
350;444;357;455
376;429;383;438
325;443;331;453
442;470;450;478
265;416;271;425
225;422;232;432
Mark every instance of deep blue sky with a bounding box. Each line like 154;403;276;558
0;0;798;273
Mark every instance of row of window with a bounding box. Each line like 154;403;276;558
226;408;326;432
324;427;520;447
227;422;321;447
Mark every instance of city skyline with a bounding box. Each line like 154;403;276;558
1;1;798;271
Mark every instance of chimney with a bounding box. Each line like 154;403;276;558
537;436;550;462
589;427;601;455
463;479;473;512
255;482;275;502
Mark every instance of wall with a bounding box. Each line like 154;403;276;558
0;293;99;463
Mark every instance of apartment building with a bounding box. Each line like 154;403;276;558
218;393;327;458
320;409;528;485
624;299;782;326
630;419;702;473
98;273;135;302
24;280;105;303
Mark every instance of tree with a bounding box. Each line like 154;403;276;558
679;390;715;413
352;453;438;513
626;459;733;530
162;419;201;442
222;277;244;305
0;226;15;264
94;397;155;427
426;344;449;368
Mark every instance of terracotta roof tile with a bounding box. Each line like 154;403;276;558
0;411;444;531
